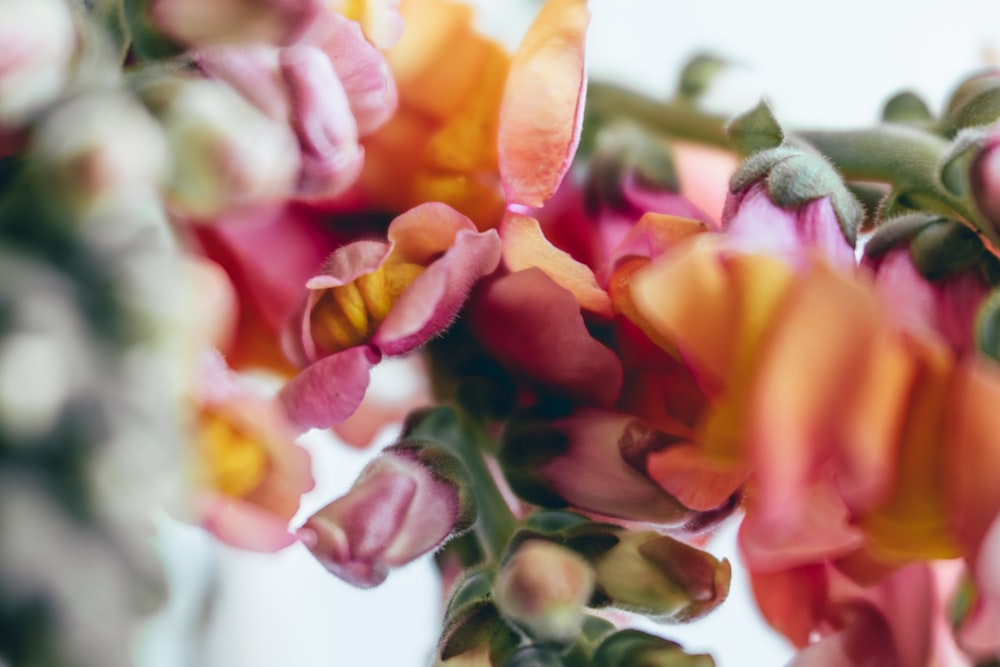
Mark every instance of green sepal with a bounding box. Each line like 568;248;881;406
585;121;679;213
942;72;1000;137
726;100;783;159
863;213;940;259
731;146;863;246
939;126;991;197
525;511;591;534
881;91;934;126
909;220;985;280
445;567;496;619
676;54;728;102
976;286;1000;363
386;439;478;535
502;645;565;667
591;630;717;667
499;417;571;509
437;600;512;662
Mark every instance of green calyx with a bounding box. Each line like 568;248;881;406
591;630;717;667
941;71;1000;137
730;145;863;247
882;91;934;127
726;100;783;159
976;286;1000;363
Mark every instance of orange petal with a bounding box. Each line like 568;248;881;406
500;210;612;317
645;442;747;512
498;0;589;208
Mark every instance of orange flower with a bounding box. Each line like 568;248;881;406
360;0;589;229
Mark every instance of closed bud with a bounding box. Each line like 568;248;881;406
943;70;1000;137
136;74;299;219
299;441;474;588
592;531;730;623
494;540;595;644
970;125;1000;237
723;146;860;268
501;408;693;525
863;215;993;354
585;121;680;214
30;91;170;220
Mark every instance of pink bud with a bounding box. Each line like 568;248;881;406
970;129;1000;237
863;245;989;354
721;181;856;270
299;445;472;588
149;0;323;48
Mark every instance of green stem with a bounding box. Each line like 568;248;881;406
455;415;518;563
587;82;731;149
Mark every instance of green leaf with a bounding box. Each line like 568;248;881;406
726;100;784;158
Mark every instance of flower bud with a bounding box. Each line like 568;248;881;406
970;126;1000;236
500;408;693;524
137;75;300;218
723;145;860;269
862;216;993;354
494;539;595;644
592;530;730;622
0;0;77;128
30;91;170;220
943;70;1000;137
299;441;475;588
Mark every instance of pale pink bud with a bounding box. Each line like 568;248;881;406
494;540;595;644
299;443;473;588
149;76;300;218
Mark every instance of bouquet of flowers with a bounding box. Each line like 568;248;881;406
2;0;1000;665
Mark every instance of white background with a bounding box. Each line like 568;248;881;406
137;1;1000;666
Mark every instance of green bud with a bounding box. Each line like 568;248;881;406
494;540;596;644
591;630;716;667
445;568;496;618
942;70;1000;137
881;91;933;126
592;531;731;623
502;645;566;667
585;120;679;213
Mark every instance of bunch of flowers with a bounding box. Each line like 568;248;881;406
2;0;1000;665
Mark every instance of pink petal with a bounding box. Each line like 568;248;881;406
789;602;899;667
196;45;287;120
302;12;397;135
386;202;479;264
467;268;623;406
280;44;364;200
498;0;589;208
499;211;612;317
306;239;390;289
279;345;381;431
198;493;299;552
373;226;501;355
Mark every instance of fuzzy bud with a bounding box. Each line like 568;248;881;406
592;531;730;623
299;441;474;588
494;540;595;644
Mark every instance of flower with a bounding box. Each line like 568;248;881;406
187;350;314;551
279;202;500;430
360;0;589;227
298;440;474;587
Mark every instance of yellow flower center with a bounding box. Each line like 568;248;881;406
335;0;367;22
196;411;268;498
310;261;425;354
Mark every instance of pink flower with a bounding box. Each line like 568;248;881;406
187;350;314;552
146;0;323;48
298;441;473;587
279;203;500;430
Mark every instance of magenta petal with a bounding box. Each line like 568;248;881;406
279;345;381;431
302;12;397;136
280;44;364;200
467;268;624;406
373;228;501;355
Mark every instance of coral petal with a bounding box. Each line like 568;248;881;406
498;0;589;208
